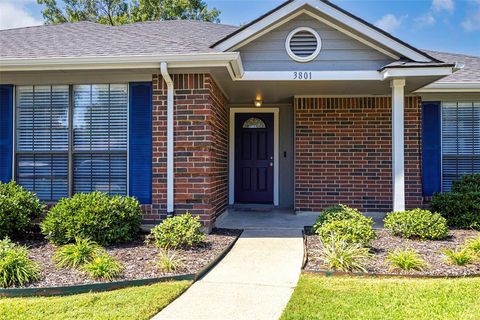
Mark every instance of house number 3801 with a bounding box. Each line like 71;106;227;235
293;72;312;80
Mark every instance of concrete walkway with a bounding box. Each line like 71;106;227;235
152;228;304;320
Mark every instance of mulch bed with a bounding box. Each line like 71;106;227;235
16;228;241;288
305;229;480;276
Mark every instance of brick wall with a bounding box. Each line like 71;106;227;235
295;97;423;213
146;73;228;229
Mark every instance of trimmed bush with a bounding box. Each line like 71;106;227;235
384;209;448;240
150;212;205;249
387;249;426;271
452;174;480;193
82;253;123;280
312;204;366;233
319;235;372;272
41;192;142;246
0;181;44;239
431;192;480;230
317;217;375;246
0;237;40;287
53;238;102;269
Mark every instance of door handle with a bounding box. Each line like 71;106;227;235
269;162;273;167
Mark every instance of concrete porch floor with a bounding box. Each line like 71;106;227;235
214;208;386;230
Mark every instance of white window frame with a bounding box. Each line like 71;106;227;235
285;27;322;63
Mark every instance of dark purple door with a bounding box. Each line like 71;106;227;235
235;113;274;204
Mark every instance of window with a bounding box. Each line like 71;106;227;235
442;102;480;191
15;84;128;201
242;117;266;129
285;27;322;63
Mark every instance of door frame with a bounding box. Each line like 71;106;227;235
229;107;279;206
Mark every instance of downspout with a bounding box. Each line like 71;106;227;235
160;62;174;216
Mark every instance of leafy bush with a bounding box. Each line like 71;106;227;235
452;174;480;193
41;192;142;246
312;204;365;233
150;212;205;249
317;217;375;246
431;192;480;230
464;236;480;257
54;238;102;269
0;181;44;239
0;237;40;287
319;235;372;272
442;248;474;266
82;253;123;280
157;249;184;272
384;209;448;240
387;249;426;271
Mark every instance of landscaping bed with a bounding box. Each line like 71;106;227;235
17;228;240;288
305;228;480;276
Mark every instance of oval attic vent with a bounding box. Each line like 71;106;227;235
286;27;321;62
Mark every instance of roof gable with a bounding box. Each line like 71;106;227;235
212;0;439;63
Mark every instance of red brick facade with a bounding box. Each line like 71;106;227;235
295;97;423;213
145;73;229;229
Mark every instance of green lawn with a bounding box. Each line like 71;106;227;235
281;274;480;320
0;280;191;320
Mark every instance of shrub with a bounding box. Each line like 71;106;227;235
319;235;372;272
150;212;205;249
156;249;184;272
53;238;102;269
0;237;40;287
384;209;448;240
442;248;474;266
317;217;375;246
0;181;44;239
387;249;426;271
452;174;480;193
41;192;142;246
82;253;123;280
312;204;365;233
431;192;480;230
464;236;480;257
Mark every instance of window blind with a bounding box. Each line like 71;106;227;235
442;102;480;191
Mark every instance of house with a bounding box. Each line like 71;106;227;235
0;0;479;230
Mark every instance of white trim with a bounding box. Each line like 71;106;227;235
381;67;454;79
0;53;245;77
391;78;405;212
415;82;480;93
239;70;382;81
11;85;15;182
160;62;175;215
214;0;430;62
229;107;280;206
285;27;322;63
126;84;130;197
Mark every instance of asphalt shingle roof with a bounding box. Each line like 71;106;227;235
0;21;478;84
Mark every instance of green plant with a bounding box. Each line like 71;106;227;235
319;235;372;272
41;192;142;246
312;204;365;233
431;192;480;230
0;237;40;287
150;212;205;249
452;174;480;193
156;249;184;272
442;248;474;266
384;209;448;240
464;236;480;257
387;249;426;271
82;253;123;281
0;181;45;239
53;238;103;269
317;217;375;246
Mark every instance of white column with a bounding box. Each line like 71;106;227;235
391;78;406;212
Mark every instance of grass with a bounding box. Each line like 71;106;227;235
281;274;480;320
0;280;191;320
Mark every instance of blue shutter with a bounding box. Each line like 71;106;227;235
129;82;152;204
422;101;442;196
0;85;13;183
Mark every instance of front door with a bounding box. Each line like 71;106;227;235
234;113;274;204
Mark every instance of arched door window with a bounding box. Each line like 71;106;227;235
242;117;266;129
